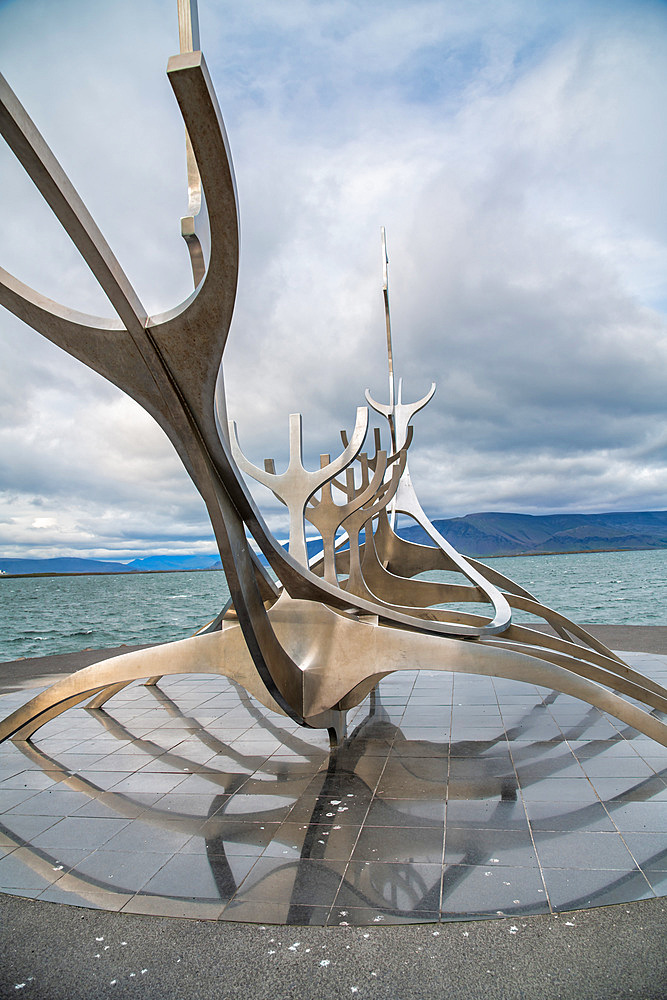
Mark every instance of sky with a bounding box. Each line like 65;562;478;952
0;0;666;561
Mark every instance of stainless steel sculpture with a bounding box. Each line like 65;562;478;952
1;2;666;751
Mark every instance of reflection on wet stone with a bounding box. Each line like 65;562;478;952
0;659;666;924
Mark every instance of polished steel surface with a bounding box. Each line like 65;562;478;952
1;0;666;771
178;0;208;287
230;409;369;570
0;654;665;923
380;226;396;442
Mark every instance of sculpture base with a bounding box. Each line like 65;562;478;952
0;651;665;925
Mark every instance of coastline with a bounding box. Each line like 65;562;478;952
485;545;667;559
0;566;224;580
1;544;665;578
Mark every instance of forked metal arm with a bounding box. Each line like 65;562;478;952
229;408;369;566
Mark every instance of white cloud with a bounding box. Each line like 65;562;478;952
0;0;665;560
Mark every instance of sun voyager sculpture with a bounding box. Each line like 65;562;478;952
1;2;666;753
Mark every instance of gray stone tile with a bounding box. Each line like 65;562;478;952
1;655;666;925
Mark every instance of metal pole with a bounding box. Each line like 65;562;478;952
381;227;397;452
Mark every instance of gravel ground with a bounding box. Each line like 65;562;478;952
1;893;666;1000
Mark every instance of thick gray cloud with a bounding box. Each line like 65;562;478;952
0;0;665;560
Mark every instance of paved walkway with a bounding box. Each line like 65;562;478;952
2;891;665;999
1;627;666;999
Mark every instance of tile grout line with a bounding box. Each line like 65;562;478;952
440;676;454;920
327;672;422;925
494;677;553;915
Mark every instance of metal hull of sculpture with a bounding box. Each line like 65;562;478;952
1;5;666;751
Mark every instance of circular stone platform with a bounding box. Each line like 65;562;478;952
0;651;665;926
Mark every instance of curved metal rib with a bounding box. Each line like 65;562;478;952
3;598;666;747
0;73;147;334
366;383;512;634
0;56;310;727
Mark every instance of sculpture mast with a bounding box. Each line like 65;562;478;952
367;229;436;529
381;226;397;453
178;0;208;288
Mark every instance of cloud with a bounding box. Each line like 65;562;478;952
0;0;665;560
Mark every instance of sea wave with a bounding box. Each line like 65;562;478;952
1;552;664;661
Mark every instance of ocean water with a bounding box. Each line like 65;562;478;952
0;569;230;662
0;548;664;662
486;547;667;625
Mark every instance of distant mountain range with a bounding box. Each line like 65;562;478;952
1;510;665;576
0;554;223;576
396;509;667;558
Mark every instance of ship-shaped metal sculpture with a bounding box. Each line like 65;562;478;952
1;1;666;750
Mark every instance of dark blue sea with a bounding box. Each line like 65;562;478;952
0;548;664;662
